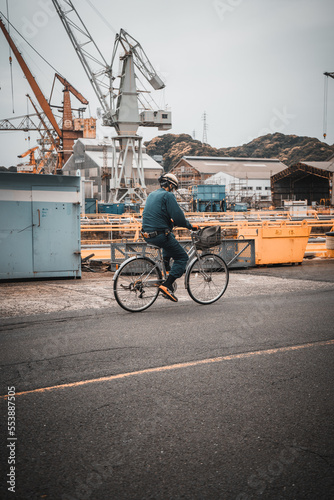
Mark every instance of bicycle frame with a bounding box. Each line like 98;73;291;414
144;231;211;286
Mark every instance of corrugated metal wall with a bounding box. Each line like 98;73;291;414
0;172;81;280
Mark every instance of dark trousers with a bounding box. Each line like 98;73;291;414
144;233;189;279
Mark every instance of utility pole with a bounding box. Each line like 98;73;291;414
202;111;208;144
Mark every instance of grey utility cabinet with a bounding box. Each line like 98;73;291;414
0;172;81;280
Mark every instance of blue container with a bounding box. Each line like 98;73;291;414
195;200;223;212
192;184;226;201
98;203;125;214
231;202;248;212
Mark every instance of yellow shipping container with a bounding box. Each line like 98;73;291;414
238;221;311;265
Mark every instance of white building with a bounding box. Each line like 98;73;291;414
63;138;163;202
171;156;287;207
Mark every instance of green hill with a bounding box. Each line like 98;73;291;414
145;132;334;171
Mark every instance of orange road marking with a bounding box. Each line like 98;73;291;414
1;339;333;399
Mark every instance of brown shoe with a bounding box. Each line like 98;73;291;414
159;285;178;302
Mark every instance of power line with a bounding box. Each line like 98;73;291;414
0;11;64;79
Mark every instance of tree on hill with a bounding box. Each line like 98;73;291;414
144;133;334;170
145;134;221;170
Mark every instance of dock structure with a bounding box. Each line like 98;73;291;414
80;210;334;265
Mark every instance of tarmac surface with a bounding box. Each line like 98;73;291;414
0;258;333;499
1;258;334;319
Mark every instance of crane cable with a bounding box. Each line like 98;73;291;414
26;95;30;146
323;74;328;140
0;11;65;80
6;0;15;113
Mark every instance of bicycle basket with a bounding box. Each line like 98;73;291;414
194;225;221;250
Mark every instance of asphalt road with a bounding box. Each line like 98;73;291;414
0;264;334;499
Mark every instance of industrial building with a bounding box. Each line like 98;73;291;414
63;138;163;202
170;156;287;207
271;159;334;207
0;172;81;280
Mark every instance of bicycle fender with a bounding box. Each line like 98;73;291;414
184;256;198;288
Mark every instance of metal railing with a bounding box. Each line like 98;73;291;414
109;239;255;271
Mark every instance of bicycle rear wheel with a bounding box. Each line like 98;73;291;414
113;256;162;312
186;253;229;305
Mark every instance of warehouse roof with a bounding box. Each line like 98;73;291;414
64;138;162;172
84;150;162;171
175;156;287;180
298;161;334;172
271;160;334;182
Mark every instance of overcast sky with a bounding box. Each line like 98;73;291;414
0;0;333;167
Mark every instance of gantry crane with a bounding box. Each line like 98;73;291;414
0;14;62;169
17;146;39;173
52;73;91;164
0;12;94;172
107;28;171;203
323;72;334;140
51;0;171;203
26;94;58;173
17;144;55;174
0;101;58;173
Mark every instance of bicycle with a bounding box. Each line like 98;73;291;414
113;228;229;312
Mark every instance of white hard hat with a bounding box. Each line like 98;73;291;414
159;173;179;189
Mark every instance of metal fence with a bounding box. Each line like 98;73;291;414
110;239;255;271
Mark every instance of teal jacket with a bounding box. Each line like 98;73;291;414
142;188;193;232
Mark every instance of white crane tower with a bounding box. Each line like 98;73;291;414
51;0;171;203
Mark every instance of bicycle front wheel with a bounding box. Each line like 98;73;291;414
186;253;229;305
113;256;162;312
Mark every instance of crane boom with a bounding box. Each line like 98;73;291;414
18;146;38;159
55;73;88;104
51;0;115;127
26;94;59;151
0;14;62;139
17;146;39;173
0;115;41;131
114;29;165;91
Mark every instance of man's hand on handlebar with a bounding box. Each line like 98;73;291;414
191;225;200;231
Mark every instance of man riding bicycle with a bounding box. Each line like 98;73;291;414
141;173;198;302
